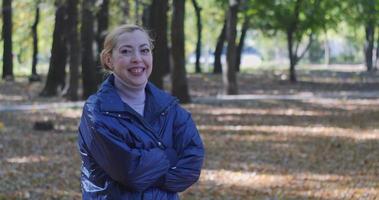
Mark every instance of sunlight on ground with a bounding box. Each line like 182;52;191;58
59;108;82;119
198;125;379;141
199;169;378;199
5;155;48;164
0;94;24;101
197;107;330;117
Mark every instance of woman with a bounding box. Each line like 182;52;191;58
77;24;204;199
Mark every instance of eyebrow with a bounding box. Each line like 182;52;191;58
119;44;149;49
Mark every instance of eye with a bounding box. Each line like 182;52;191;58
141;48;151;55
120;49;132;55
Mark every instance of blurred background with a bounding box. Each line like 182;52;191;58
0;0;379;199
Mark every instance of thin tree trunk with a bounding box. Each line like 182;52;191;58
135;0;140;24
121;0;130;23
30;1;41;82
2;0;13;80
324;29;330;67
376;27;379;70
96;0;109;82
142;3;151;28
287;30;297;82
214;17;227;74
81;0;98;99
149;0;170;89
287;0;301;83
191;0;202;73
364;23;375;71
171;0;190;103
40;2;68;96
66;0;80;101
224;0;239;95
236;16;249;72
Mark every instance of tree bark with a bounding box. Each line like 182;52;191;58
121;0;130;23
191;0;202;73
286;0;301;83
376;27;379;70
148;0;170;89
96;0;109;82
214;17;227;74
30;1;41;82
224;0;239;95
66;0;80;101
135;0;140;24
171;0;191;103
364;23;375;71
236;16;249;72
2;0;13;80
81;0;98;99
40;1;68;96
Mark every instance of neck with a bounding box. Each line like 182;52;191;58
114;74;146;115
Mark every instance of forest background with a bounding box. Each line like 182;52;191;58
0;0;379;199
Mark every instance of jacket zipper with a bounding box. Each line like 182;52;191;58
158;99;178;138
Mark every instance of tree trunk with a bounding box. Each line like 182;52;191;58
40;1;68;96
286;0;301;83
81;0;98;99
121;0;130;23
96;0;109;82
134;0;140;24
2;0;13;80
376;27;379;70
148;0;170;89
236;16;249;72
364;23;375;71
66;0;80;101
287;30;297;82
191;0;202;73
142;3;151;28
96;0;109;57
324;29;330;67
213;17;227;74
30;1;41;82
171;0;190;103
224;0;239;95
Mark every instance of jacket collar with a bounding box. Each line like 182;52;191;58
97;74;176;117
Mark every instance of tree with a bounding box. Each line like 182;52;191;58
81;0;98;99
148;0;170;89
224;0;239;94
171;0;191;103
2;0;13;80
29;0;41;82
236;15;249;72
66;0;80;101
249;0;339;82
40;1;68;96
213;17;226;74
95;0;109;82
191;0;202;73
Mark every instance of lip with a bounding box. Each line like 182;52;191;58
127;67;146;75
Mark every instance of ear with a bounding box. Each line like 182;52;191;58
104;54;113;70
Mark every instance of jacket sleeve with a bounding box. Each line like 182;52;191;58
79;103;170;192
156;106;205;192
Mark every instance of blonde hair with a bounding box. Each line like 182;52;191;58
100;24;154;70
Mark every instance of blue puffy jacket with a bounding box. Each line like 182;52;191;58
77;75;205;199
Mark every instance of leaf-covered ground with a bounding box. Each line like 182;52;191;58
1;67;379;199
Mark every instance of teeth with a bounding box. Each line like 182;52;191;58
129;68;143;73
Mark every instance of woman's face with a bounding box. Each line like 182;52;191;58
108;30;153;88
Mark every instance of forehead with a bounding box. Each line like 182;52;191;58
115;30;150;48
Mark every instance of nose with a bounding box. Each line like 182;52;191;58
131;51;142;63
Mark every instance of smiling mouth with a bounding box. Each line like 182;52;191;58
128;67;145;75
